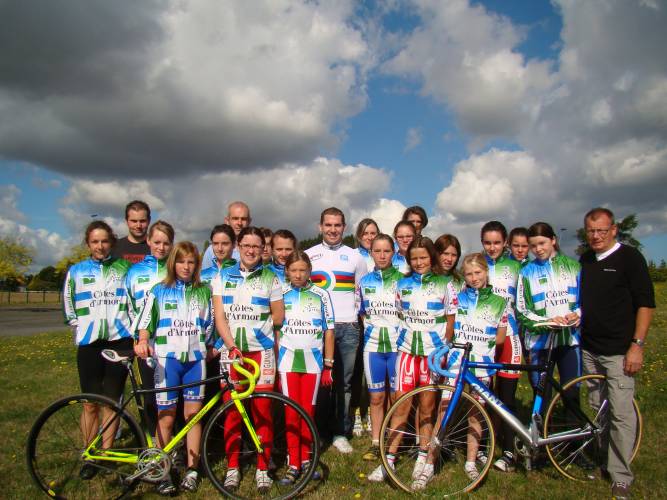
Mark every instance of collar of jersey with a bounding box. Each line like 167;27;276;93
410;271;434;282
235;262;264;276
322;240;343;251
174;279;192;289
358;246;370;257
378;266;399;280
533;253;559;266
270;261;285;272
92;255;113;265
463;285;492;300
215;257;236;270
290;280;313;292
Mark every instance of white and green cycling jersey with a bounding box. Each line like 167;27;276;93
63;257;133;345
200;258;236;287
516;253;582;350
125;255;167;333
136;280;213;362
485;254;521;337
211;263;282;352
447;286;509;378
396;272;458;356
357;266;403;353
278;282;334;374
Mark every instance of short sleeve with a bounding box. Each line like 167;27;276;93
269;276;282;302
211;273;223;296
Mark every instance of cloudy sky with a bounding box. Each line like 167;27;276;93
2;0;666;269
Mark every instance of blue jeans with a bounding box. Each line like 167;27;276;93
333;322;360;436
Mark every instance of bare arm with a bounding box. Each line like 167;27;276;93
213;294;235;349
624;307;654;376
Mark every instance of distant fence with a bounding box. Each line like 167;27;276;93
0;291;61;305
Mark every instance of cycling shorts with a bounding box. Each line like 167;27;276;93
496;333;522;379
394;351;437;393
154;357;206;409
222;348;276;389
363;351;397;393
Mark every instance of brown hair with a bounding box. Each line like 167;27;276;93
148;220;175;243
434;233;462;280
164;241;201;287
402;206;428;229
393;220;416;238
124;200;151;220
285;249;312;271
355;218;380;244
528;222;560;252
272;229;297;248
407;236;443;274
84;220;117;247
371;233;395;252
480;220;508;242
508;227;529;244
210;224;236;244
320;207;346;225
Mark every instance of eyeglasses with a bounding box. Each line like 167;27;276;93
585;228;612;236
239;244;262;251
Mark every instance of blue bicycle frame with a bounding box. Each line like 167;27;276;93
429;340;605;449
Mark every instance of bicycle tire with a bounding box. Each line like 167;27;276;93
379;384;495;496
544;374;642;481
26;393;146;499
202;391;320;500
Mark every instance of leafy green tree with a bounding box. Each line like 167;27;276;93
54;244;90;278
0;237;34;286
576;213;643;255
27;266;61;291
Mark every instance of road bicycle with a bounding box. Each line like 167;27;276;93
379;333;642;496
26;350;320;499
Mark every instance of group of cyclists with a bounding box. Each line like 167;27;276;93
63;199;587;495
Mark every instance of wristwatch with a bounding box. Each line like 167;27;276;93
631;338;646;347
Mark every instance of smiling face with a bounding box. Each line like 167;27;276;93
395;224;416;255
320;214;345;246
439;245;459;273
87;228;113;261
463;263;488;290
175;253;196;282
148;229;172;260
238;233;263;270
529;235;558;261
359;223;379;251
371;238;394;270
287;259;310;288
510;235;529;262
482;230;506;260
272;235;295;266
126;208;150;243
409;247;432;275
225;204;251;236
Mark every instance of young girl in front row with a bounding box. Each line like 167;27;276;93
135;242;213;494
442;253;509;485
276;250;335;485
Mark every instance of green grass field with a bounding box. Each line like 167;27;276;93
2;284;665;499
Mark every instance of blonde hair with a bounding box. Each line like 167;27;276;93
461;252;489;273
164;241;201;287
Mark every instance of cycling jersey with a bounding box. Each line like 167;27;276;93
446;286;509;378
485;254;521;337
136;280;213;362
63;257;133;345
516;253;582;350
211;263;282;352
357;266;403;352
305;242;367;323
201;244;240;271
442;273;465;294
278;282;335;374
396;272;457;356
125;255;167;331
392;253;410;275
357;246;375;272
200;258;236;286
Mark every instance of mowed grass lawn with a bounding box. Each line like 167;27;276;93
1;284;665;499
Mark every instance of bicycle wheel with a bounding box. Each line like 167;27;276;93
202;391;320;500
544;374;642;481
26;393;146;499
379;384;495;496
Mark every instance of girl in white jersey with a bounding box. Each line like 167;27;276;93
355;218;380;271
135;242;213;493
276;250;335;485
